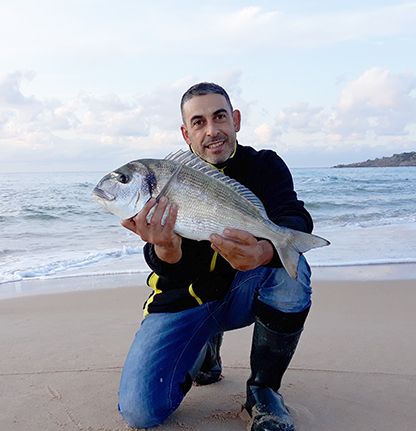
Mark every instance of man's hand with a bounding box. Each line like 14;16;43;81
209;228;274;271
121;197;182;264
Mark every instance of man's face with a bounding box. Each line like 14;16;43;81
181;93;241;164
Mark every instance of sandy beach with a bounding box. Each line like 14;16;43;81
1;267;416;431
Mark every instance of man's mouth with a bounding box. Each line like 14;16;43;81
206;140;225;150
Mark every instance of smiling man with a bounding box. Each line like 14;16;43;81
180;90;241;165
118;83;314;431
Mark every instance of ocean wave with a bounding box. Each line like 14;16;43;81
75;181;95;188
311;257;416;267
314;213;416;227
306;201;365;210
23;212;61;221
3;257;416;287
19;268;150;282
0;248;26;256
0;246;143;285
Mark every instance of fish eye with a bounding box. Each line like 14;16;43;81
117;172;129;184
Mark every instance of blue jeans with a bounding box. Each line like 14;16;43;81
118;256;311;429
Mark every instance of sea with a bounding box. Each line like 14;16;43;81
1;167;415;296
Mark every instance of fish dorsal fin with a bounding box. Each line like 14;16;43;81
165;149;268;215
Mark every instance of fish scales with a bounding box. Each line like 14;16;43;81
142;159;264;240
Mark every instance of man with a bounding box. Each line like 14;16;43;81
118;83;313;431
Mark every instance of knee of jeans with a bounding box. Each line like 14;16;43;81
118;386;172;429
258;255;312;313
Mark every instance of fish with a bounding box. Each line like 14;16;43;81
92;150;330;279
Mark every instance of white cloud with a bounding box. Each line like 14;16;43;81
272;68;416;138
339;68;416;110
276;103;327;133
254;123;279;144
2;2;415;75
333;68;416;137
247;68;416;163
1;67;416;171
0;71;184;171
0;71;38;105
216;3;416;48
220;6;278;34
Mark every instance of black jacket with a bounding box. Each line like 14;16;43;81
142;144;313;315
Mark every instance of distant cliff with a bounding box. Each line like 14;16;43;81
333;152;416;168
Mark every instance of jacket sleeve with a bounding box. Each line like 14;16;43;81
143;238;211;283
144;240;196;282
252;150;314;268
255;150;313;234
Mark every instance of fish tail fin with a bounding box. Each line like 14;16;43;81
270;229;330;279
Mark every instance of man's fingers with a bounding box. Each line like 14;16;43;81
121;218;136;232
120;197;181;251
135;198;156;224
210;234;241;257
209;233;223;246
223;228;257;245
210;229;256;250
164;203;178;230
148;196;169;225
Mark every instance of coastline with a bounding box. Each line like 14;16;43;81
1;262;415;301
1;266;415;430
311;261;416;281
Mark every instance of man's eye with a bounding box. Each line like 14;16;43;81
192;120;203;127
216;113;226;120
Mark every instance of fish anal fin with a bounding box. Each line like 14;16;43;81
275;243;300;279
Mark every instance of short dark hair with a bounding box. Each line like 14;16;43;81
180;82;233;121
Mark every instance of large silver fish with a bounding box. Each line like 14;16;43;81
92;150;330;279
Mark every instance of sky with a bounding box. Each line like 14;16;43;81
1;0;415;171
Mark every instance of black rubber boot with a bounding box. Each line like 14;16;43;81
194;332;223;386
245;301;310;431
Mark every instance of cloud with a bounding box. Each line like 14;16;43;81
0;71;185;171
334;68;416;137
0;71;38;105
216;3;416;48
0;72;171;140
221;6;278;34
248;68;416;162
2;71;251;171
254;123;277;144
72;93;149;137
276;103;327;134
2;2;415;73
1;67;416;171
278;68;415;138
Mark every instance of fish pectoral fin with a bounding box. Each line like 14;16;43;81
155;163;183;202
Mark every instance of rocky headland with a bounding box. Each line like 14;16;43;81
333;151;416;168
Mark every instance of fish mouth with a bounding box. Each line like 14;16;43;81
92;186;116;201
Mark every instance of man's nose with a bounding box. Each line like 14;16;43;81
206;121;219;136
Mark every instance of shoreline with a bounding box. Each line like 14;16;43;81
0;261;415;301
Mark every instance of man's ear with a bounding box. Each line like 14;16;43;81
181;124;192;146
233;110;241;132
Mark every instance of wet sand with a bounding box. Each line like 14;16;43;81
1;268;415;430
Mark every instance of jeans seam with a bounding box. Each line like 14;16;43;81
167;305;221;410
230;272;265;293
211;272;263;331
